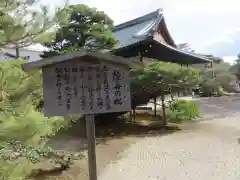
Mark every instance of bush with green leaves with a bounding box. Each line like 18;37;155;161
167;100;200;123
0;60;76;180
198;62;237;96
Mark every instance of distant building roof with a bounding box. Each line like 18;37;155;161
113;9;168;49
0;49;32;61
4;43;47;52
0;52;17;60
112;9;210;64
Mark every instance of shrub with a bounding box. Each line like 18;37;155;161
0;60;76;180
167;100;200;123
198;62;237;95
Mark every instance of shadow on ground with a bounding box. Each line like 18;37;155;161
52;111;180;148
32;111;181;180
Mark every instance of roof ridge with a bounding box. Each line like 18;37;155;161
113;8;162;32
3;47;43;52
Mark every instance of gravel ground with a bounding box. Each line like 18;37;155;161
99;97;240;180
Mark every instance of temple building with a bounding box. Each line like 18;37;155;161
112;8;210;65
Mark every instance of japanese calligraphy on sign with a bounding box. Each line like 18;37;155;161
42;60;131;116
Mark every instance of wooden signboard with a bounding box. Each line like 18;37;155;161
43;60;131;116
22;50;140;180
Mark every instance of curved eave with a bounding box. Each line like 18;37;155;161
112;37;152;57
162;41;210;62
112;38;210;64
160;17;176;47
149;39;211;64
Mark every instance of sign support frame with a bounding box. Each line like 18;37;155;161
86;114;97;180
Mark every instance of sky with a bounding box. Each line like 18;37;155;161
40;0;240;63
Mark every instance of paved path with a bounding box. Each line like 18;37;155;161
196;96;240;120
99;96;240;180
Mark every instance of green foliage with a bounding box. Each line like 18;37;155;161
131;61;200;125
204;55;223;64
0;60;74;180
0;0;66;48
167;100;200;123
199;62;236;95
230;57;240;82
41;4;117;58
131;61;200;93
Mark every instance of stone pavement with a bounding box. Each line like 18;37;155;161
99;96;240;180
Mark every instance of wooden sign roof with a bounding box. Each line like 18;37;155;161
22;50;142;71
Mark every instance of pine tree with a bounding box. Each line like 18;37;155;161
41;4;117;58
0;0;67;57
0;60;80;180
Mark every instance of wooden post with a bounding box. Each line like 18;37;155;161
129;110;132;121
154;97;157;117
86;115;97;180
160;94;167;126
133;108;136;120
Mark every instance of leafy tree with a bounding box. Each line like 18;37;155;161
189;54;237;95
230;53;240;79
131;61;200;125
178;43;195;52
199;61;236;95
178;43;223;64
41;4;117;58
203;54;223;64
0;0;67;57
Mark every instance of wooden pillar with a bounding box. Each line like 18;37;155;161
154;97;157;117
133;108;136;120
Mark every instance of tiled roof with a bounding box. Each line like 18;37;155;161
0;52;17;60
112;9;210;63
113;9;163;49
0;51;31;61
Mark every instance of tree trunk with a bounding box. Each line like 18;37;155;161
133;108;136;120
129;110;132;121
210;61;215;93
16;45;20;58
161;94;167;126
154;97;157;117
